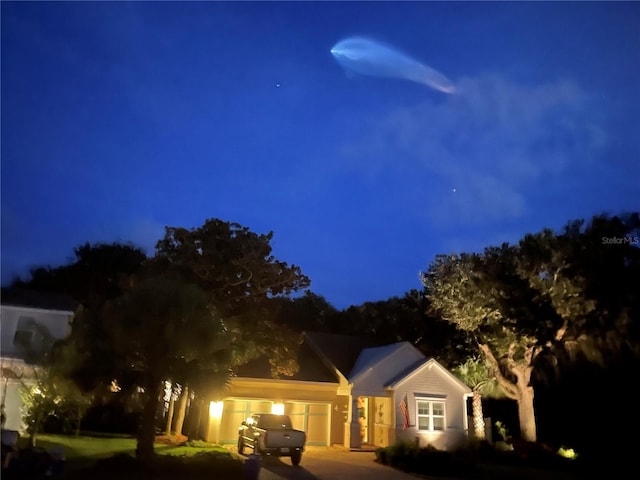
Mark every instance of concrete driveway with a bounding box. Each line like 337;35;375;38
229;445;425;480
230;445;581;480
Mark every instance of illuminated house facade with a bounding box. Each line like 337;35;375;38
205;332;472;450
0;289;76;432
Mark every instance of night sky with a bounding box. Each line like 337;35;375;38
2;1;639;309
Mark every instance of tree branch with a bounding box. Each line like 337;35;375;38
479;344;518;399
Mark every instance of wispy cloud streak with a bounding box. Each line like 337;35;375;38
338;74;607;225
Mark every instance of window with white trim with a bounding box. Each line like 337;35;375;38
416;399;445;431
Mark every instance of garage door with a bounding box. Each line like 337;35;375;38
285;402;330;446
219;399;330;446
219;399;272;443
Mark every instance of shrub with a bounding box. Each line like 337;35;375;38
374;446;387;464
454;438;497;464
375;442;476;477
155;434;188;445
82;404;141;434
185;439;215;448
21;378;91;437
384;441;413;470
423;448;454;475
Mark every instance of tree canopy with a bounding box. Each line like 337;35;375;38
9;242;148;307
88;277;229;460
7;219;313;456
151;219;310;313
423;212;640;442
149;218;311;377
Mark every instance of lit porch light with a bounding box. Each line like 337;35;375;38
209;401;224;419
271;403;285;415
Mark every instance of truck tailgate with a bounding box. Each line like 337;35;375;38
264;430;305;449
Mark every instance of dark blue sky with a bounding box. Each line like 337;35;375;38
2;1;639;309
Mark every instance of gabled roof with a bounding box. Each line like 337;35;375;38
302;331;381;381
386;357;472;394
233;340;338;383
1;288;78;312
233;331;468;393
348;342;409;382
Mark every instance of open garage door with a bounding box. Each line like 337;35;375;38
285;402;330;446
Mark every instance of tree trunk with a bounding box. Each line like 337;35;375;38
165;391;175;436
30;410;44;446
193;399;203;440
136;379;162;463
184;398;195;438
75;410;82;437
173;385;189;436
472;390;485;440
517;385;536;442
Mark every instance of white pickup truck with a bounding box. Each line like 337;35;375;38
237;413;306;465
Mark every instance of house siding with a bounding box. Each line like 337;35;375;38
227;379;339;403
1;305;72;358
1;304;74;433
394;362;469;451
332;395;349;445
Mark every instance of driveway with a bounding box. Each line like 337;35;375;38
229;445;581;480
228;445;432;480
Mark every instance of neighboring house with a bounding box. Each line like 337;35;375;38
0;289;76;432
205;331;472;451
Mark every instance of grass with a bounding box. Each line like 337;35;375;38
11;433;243;479
19;433;231;459
20;434;136;462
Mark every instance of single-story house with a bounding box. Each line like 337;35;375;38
0;289;76;432
205;331;472;451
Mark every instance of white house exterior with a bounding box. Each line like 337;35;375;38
0;289;76;432
388;357;473;451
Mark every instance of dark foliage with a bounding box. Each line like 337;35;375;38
375;442;476;477
81;404;141;435
9;242;147;307
2;446;65;480
374;440;586;478
61;451;243;480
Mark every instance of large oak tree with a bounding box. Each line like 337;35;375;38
423;212;639;442
87;277;229;461
150;218;311;377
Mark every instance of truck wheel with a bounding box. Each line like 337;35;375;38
291;452;302;466
237;437;245;455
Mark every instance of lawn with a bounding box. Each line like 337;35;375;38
10;433;244;479
21;433;231;461
20;434;136;464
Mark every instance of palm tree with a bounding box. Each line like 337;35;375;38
453;356;504;440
